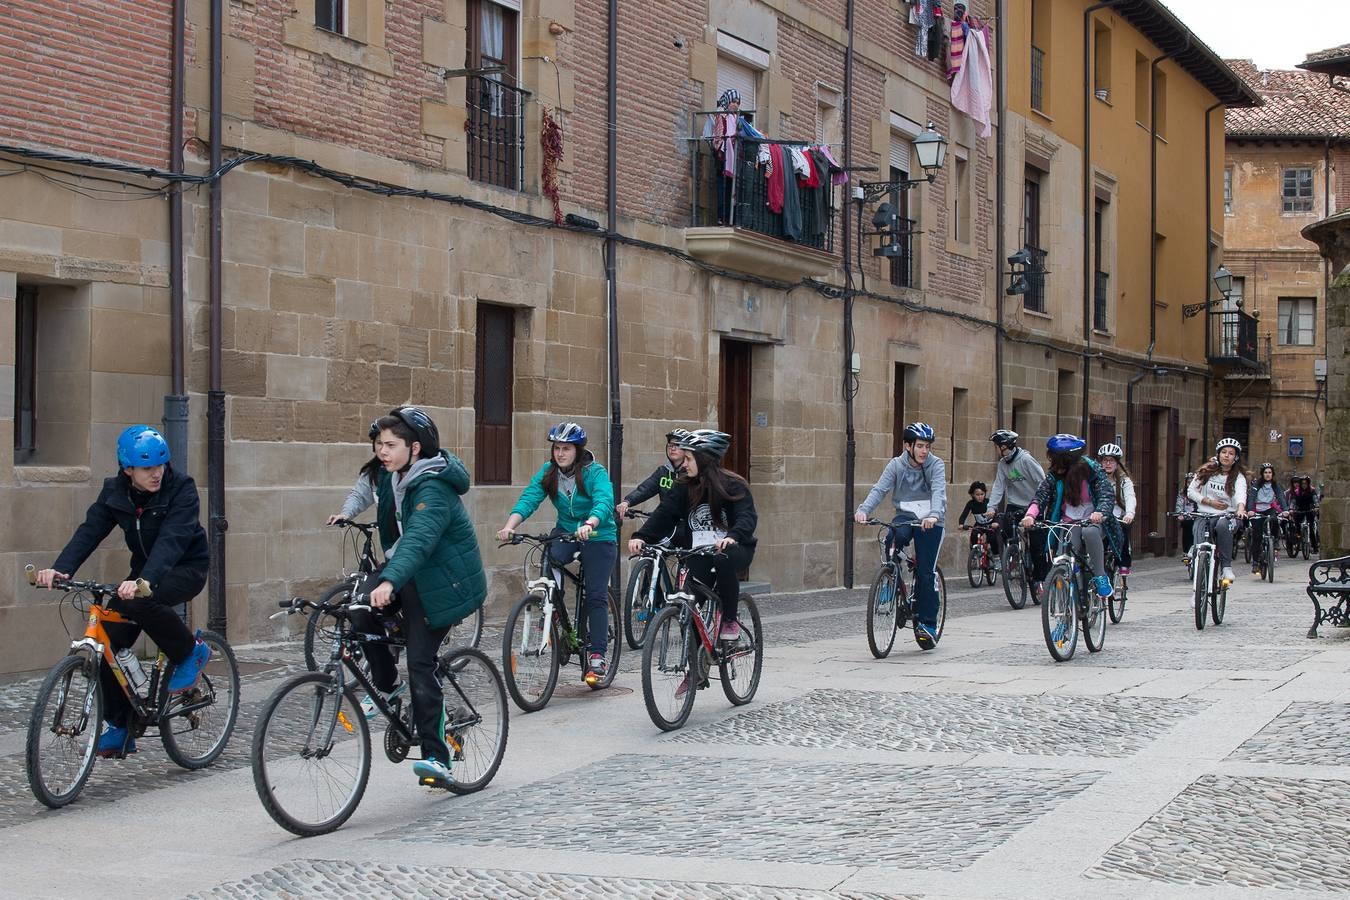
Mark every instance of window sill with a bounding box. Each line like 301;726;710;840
1093;328;1113;338
283;18;393;76
945;237;978;259
1031;107;1054;123
1022;307;1052;320
13;465;91;484
1094;95;1113;107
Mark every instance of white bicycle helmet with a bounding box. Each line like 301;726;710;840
1215;437;1242;454
1097;443;1123;459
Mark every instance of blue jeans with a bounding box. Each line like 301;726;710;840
549;538;617;655
889;519;944;629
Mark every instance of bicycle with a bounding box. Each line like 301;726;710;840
1286;511;1316;562
621;509;677;649
1171;512;1237;630
1250;511;1285;583
998;511;1038;610
861;519;949;659
640;545;764;731
253;594;508;836
1031;522;1109;661
499;531;621;712
303;519;483;672
22;566;240;809
964;523;998;588
1103;525;1128;624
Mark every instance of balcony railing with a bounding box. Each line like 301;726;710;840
1093;270;1109;331
1031;45;1045;111
1209;309;1261;369
467;74;528;191
888;217;917;288
691;137;835;251
1024;245;1048;313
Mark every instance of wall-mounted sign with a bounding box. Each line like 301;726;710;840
1288;437;1304;459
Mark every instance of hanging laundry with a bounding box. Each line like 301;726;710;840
927;1;946;61
947;2;968;82
913;0;937;58
766;143;786;214
799;150;821;189
818;145;849;185
781;155;803;241
951;24;993;138
788;146;812;179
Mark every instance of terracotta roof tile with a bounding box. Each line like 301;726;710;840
1302;43;1350;66
1224;59;1350;139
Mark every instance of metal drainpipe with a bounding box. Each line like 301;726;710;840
841;0;857;589
164;0;188;471
1081;1;1124;437
1202;100;1222;453
1125;368;1149;464
604;0;622;594
1321;137;1331;478
994;0;1006;428
207;0;227;632
1150;37;1188;359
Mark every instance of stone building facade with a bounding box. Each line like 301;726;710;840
0;0;1251;673
1222;60;1350;487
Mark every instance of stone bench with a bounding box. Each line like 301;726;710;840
1306;555;1350;638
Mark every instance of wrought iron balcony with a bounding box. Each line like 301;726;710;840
1031;45;1045;111
1023;245;1048;312
888;217;918;288
1209;309;1262;369
467;74;528;191
690;138;835;251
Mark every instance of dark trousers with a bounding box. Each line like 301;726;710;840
549;538;618;655
1180;516;1195;554
102;566;204;727
350;574;453;765
1000;508;1050;583
1105;521;1133;568
888;520;944;629
716;171;733;224
683;543;754;625
968;526;1001;556
1292;509;1320;550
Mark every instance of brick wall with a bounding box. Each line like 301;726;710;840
0;0;172;166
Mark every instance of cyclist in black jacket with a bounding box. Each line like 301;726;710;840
35;425;211;756
615;428;690;520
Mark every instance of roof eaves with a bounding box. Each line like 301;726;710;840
1111;0;1263;108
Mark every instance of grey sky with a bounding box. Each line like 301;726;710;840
1160;0;1350;70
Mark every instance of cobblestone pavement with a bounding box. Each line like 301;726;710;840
1089;775;1350;892
1230;701;1350;764
671;688;1210;757
388;753;1098;870
186;860;917;899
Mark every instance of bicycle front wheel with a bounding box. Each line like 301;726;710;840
26;654;103;809
303;581;354;671
866;566;900;659
624;557;657;650
1001;542;1027;609
1082;578;1107;653
251;673;371;837
966;546;982;588
1264;536;1276;583
720;596;763;706
1042;566;1078;661
642;605;697;731
161;629;240;770
439;647;509;795
1302;525;1312;561
1193;550;1211;631
933;567;948;640
502;594;559;712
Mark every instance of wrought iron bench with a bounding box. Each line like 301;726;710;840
1306;555;1350;638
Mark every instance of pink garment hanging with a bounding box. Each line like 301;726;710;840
819;145;849;185
951;26;992;138
766;144;786;214
713;113;739;176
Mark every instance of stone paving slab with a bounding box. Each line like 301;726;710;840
386;752;1101;871
185;860;916;900
670;688;1211;758
949;640;1315;671
1229;701;1350;765
1089;774;1350;892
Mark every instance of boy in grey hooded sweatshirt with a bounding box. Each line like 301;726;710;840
855;422;947;650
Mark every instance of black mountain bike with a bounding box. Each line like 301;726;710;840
621;509;678;649
1103;529;1128;624
1252;511;1285;583
254;595;508;836
1033;522;1109;662
500;531;621;712
862;519;948;658
999;512;1038;610
640;545;764;731
304;519;483;671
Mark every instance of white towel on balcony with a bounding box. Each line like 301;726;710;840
951;26;992;138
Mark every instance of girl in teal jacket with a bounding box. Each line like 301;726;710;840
497;421;616;684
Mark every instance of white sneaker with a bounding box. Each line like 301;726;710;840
360;681;405;720
1220;567;1235;585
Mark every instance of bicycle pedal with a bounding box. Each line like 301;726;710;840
419;776;452;791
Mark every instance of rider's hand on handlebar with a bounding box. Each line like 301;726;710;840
496;526;514;542
853;510;868;525
116;580;141;601
35;568;67;590
628;537;645;555
369;581;395;608
920;516;938;531
576;523;594;541
1088;512;1104;525
715;536;737;552
325;514;347;526
1020;515;1035;529
615;501;629;518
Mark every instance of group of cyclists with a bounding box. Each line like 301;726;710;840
30;405;1322;790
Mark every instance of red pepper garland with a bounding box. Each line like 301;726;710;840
540;108;564;225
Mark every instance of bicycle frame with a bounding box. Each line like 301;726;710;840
509;533;588;658
1038;522;1098;604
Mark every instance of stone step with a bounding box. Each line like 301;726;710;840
741;581;772;596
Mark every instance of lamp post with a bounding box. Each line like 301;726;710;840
1182;265;1242;318
854;123;949;204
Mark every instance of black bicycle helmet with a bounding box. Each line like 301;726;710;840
391;406;440;457
676;429;731;460
989;429;1019;448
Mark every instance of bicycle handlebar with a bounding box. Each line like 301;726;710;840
328;518;378;535
25;564;152;598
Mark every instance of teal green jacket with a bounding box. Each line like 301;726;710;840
377;451;487;629
511;455;617;542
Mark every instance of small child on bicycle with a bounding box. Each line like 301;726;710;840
35;426;212;757
497;422;617;685
330;406;486;786
1020;434;1115;602
958;481;1000;558
628;429;757;646
854;422;947;650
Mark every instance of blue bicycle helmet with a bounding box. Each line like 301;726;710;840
903;421;936;443
547;421;587;446
117;425;171;468
1047;433;1086;453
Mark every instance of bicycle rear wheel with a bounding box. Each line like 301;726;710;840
866;566;900;659
1001;542;1027;609
1042;566;1077;661
1082;577;1107;653
26;654;103;809
441;606;485;654
583;588;622;691
161;629;240;770
1108;574;1127;624
251;673;371;837
624;557;658;650
720;596;763;706
303;581;355;671
439;647;509;795
1193;550;1210;631
1211;583;1227;625
502;594;559;712
642;605;697;731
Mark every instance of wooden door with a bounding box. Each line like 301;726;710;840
474;305;513;484
719;340;752;479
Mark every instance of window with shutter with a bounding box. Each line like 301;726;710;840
717;57;758;112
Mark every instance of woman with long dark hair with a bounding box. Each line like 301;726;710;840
1187;438;1248;585
1096;443;1136;573
497;421;617;685
1020;434;1116;603
629;429;757;643
1245;462;1286;574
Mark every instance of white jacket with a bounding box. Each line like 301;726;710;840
1188;469;1247;516
1111;475;1136;520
